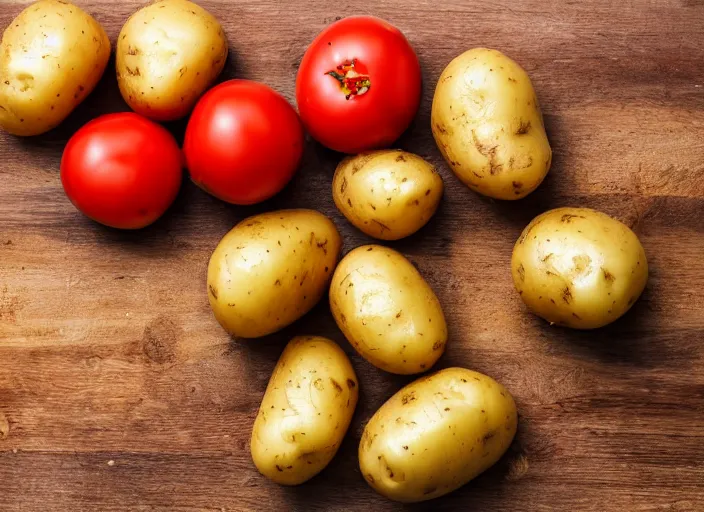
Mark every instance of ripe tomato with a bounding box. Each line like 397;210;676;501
296;16;422;154
61;113;182;229
183;80;305;205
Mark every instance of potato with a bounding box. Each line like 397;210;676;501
0;0;110;136
329;245;447;374
431;48;552;200
332;150;444;240
512;207;648;329
207;209;341;338
251;336;358;485
359;367;517;503
116;0;227;121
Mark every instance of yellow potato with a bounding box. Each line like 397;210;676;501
251;336;358;485
116;0;228;121
0;0;110;136
332;150;444;240
329;245;447;375
360;367;517;503
431;48;551;199
207;209;341;338
512;207;648;329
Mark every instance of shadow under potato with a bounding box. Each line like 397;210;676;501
524;281;683;369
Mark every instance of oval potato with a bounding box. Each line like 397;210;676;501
329;245;447;374
512;207;648;329
251;336;358;485
360;367;517;503
116;0;228;121
332;150;444;240
207;209;341;338
432;48;551;199
0;0;110;136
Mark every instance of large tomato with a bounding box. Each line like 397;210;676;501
61;113;182;229
183;80;305;205
296;16;422;154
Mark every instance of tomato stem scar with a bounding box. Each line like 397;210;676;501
325;59;371;99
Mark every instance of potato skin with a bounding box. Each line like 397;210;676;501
207;209;341;338
329;245;447;375
116;0;227;121
332;150;444;240
512;207;648;329
431;48;551;200
359;367;517;503
0;0;110;136
251;336;358;485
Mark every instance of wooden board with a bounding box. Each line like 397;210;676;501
1;0;703;510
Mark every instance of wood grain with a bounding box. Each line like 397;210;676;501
1;0;703;510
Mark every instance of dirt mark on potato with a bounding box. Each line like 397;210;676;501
472;129;502;175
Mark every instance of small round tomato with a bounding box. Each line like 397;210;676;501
296;16;422;154
61;113;182;229
183;80;305;205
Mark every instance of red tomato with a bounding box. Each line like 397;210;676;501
296;16;422;154
183;80;305;205
61;113;182;229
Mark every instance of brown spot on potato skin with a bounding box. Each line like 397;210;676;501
340;177;347;194
142;316;179;364
346;379;356;389
435;123;447;134
330;378;343;395
483;429;497;444
561;214;586;223
395;154;406;162
562;287;573;304
347;198;352;207
515;120;531;135
627;296;636;306
401;392;417;405
432;341;444;351
517;264;525;282
372;219;391;232
316;239;328;254
208;284;218;299
602;268;616;282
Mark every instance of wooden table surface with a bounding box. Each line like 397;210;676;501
1;0;703;510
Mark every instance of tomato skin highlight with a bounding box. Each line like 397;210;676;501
60;113;183;230
183;80;305;205
296;16;422;154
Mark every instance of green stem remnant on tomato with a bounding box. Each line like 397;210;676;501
325;59;371;100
